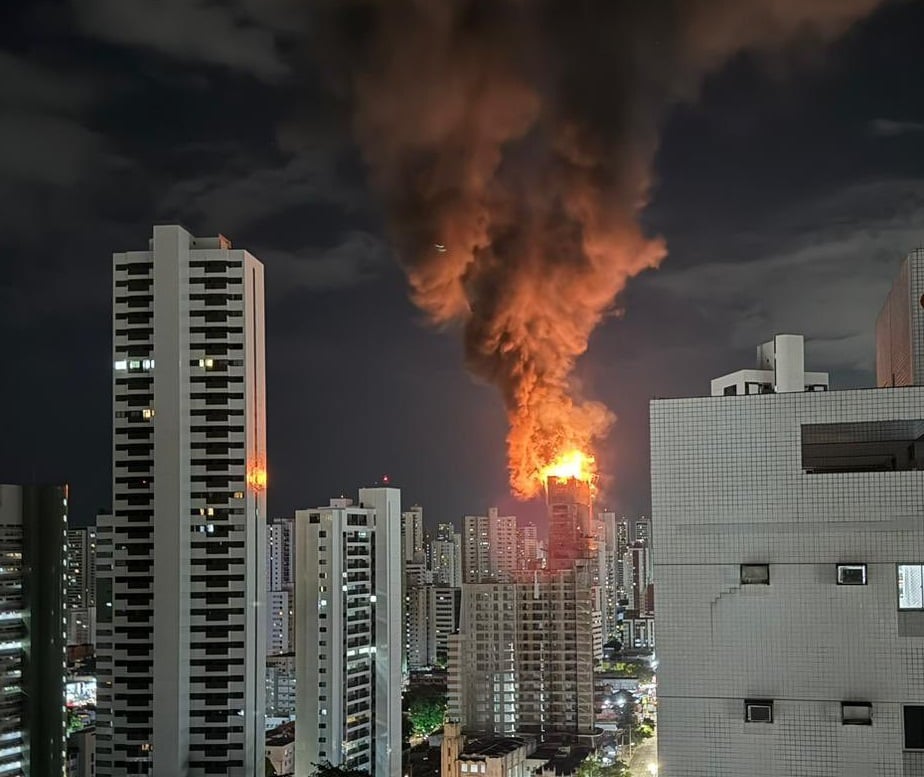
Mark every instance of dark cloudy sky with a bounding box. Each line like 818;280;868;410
2;1;923;530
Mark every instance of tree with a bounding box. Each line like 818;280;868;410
575;754;631;777
407;693;445;737
310;762;372;777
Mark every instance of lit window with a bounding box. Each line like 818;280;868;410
233;491;244;499
842;702;872;726
899;565;924;609
745;700;773;723
114;360;127;371
206;507;214;517
142;408;154;420
740;564;770;585
837;564;867;586
142;359;153;370
129;360;141;370
199;358;215;369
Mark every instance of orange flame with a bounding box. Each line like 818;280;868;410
539;449;596;486
247;463;268;492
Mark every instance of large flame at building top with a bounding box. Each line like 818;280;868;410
540;449;596;488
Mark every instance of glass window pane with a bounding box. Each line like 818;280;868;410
899;564;924;609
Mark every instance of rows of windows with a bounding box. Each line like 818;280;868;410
738;562;924;608
745;700;924;747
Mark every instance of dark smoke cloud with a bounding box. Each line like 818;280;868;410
312;0;883;497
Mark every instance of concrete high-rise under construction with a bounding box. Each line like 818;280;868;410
547;476;596;572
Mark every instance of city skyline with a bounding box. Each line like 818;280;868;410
3;4;924;528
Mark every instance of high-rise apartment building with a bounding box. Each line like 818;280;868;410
651;319;924;775
265;653;296;721
447;561;599;741
66;526;97;647
96;225;267;776
0;483;68;777
546;478;596;572
294;491;401;777
516;522;540;570
876;247;924;387
407;585;460;670
402;505;425;564
267;517;295;655
267;516;294;590
632;519;650;546
67;527;97;609
430;523;462;587
462;508;517;583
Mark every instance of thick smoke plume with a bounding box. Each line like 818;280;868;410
315;0;882;498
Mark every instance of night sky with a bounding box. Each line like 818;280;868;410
2;1;923;530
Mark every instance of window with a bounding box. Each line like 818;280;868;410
837;564;867;585
899;564;924;609
842;702;872;726
905;706;924;749
745;700;773;723
741;564;770;585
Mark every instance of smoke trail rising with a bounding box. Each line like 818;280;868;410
313;0;882;497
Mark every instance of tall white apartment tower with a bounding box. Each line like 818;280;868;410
96;225;267;777
652;321;924;775
462;508;517;583
358;487;403;777
294;488;401;777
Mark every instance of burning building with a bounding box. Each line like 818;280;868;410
546;476;597;572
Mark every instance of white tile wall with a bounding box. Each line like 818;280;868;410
652;386;924;776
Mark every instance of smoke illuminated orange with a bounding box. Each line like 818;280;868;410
539;449;596;486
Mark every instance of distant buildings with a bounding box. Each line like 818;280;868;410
463;508;517;583
294;488;401;777
516;522;540;570
402;505;425;564
0;483;68;777
96;225;267;776
448;477;602;743
66;527;97;647
653;285;924;775
430;524;463;588
267;517;295;655
448;560;600;741
406;585;460;670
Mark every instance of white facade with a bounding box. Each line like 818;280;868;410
430;534;462;588
710;334;829;397
294;490;401;777
652;334;924;775
97;225;267;776
265;654;296;719
463;509;517;583
358;487;403;777
407;585;459;670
